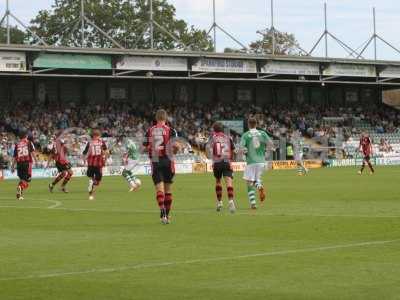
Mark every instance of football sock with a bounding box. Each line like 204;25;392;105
156;192;165;212
247;185;256;205
52;173;65;186
19;181;29;191
89;179;99;195
367;162;374;173
122;169;137;186
227;186;234;200
62;172;72;187
255;180;263;190
360;162;365;173
297;163;303;175
89;182;96;195
88;179;94;193
165;193;173;216
131;176;139;185
298;162;306;174
215;184;222;202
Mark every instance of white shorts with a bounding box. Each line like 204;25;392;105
125;159;139;172
294;152;303;162
243;163;265;182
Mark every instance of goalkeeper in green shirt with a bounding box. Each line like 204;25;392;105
240;117;273;209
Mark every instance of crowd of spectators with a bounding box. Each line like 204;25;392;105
379;138;394;153
1;99;400;168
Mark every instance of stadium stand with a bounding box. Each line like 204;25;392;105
1;98;400;167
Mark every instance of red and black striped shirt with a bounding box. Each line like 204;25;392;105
208;132;235;163
83;138;107;167
144;123;177;161
360;136;372;156
14;138;35;163
53;138;70;165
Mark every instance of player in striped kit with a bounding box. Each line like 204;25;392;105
121;138;141;192
83;129;108;200
48;131;73;193
240;117;273;209
358;132;375;175
207;122;236;213
144;109;179;224
292;130;308;176
11;131;36;200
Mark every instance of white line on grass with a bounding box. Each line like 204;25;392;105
0;197;63;209
44;199;63;209
0;238;399;282
1;203;400;219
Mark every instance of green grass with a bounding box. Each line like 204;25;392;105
0;166;400;300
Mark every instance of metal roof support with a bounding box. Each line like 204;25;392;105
84;17;124;49
150;0;154;49
328;32;362;58
153;20;184;46
32;68;57;74
357;8;400;60
378;35;400;55
324;1;327;58
51;18;80;42
131;0;187;50
33;0;125;49
190;72;210;78
6;0;8;44
0;14;6;28
115;70;142;76
256;0;308;56
9;12;49;46
322;75;340;81
132;23;151;49
2;72;400;86
206;0;247;52
0;0;48;46
76;0;124;48
378;77;397;83
308;2;361;59
373;7;377;60
81;0;85;47
258;74;278;79
271;0;275;55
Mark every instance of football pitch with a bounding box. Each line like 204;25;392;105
0;167;400;300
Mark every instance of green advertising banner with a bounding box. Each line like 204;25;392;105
34;53;112;69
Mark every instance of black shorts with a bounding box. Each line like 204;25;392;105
151;158;175;185
213;161;233;180
87;166;103;182
17;162;32;182
56;161;72;173
363;154;371;161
